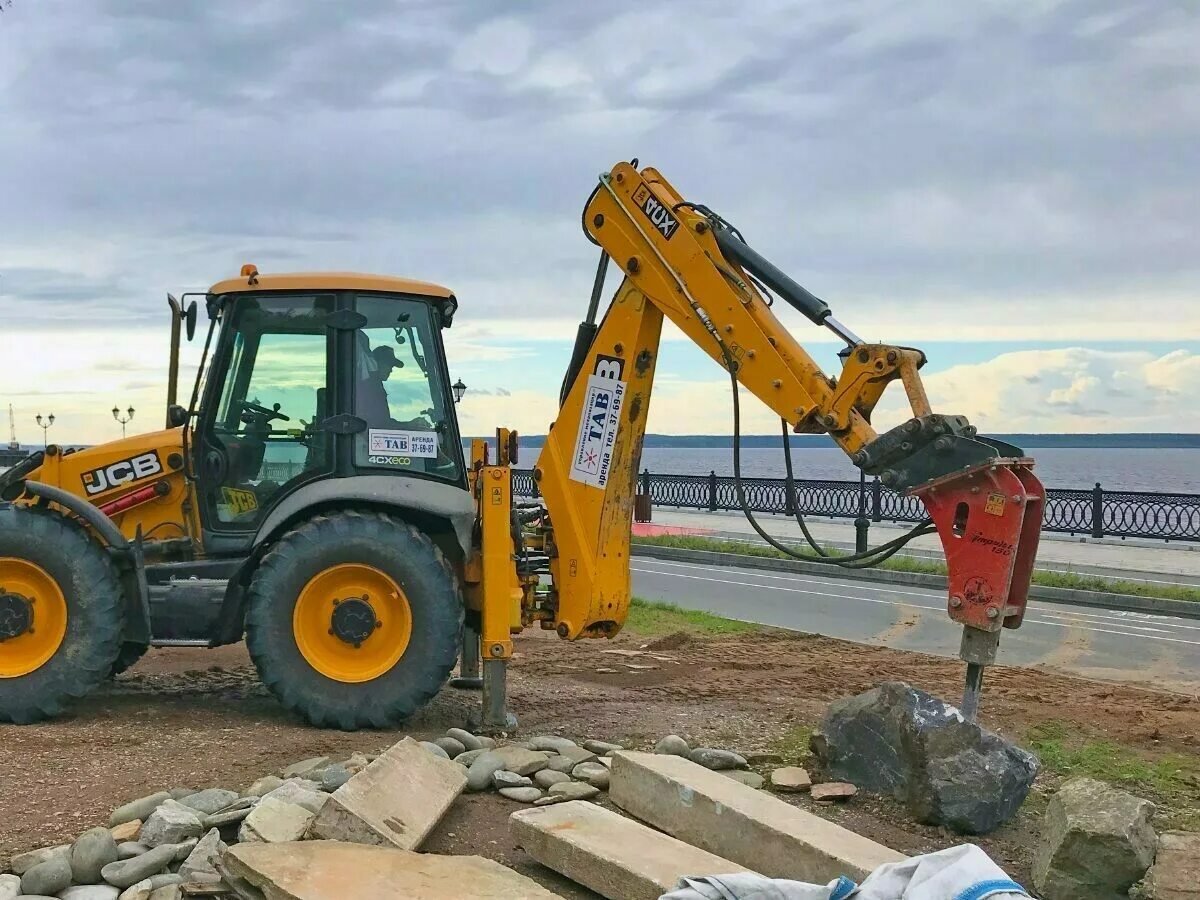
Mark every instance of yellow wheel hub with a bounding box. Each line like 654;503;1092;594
0;558;68;678
293;563;412;684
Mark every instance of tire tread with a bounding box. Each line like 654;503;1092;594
245;509;463;729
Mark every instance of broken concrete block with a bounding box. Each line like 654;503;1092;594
223;840;562;899
512;799;752;900
1033;777;1156;899
238;798;315;844
308;736;466;851
610;750;905;883
814;681;1038;834
1132;831;1200;899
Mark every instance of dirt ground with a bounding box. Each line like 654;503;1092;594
2;624;1198;897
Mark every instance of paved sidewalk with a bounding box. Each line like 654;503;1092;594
642;507;1200;588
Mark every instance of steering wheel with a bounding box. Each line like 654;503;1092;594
240;400;291;423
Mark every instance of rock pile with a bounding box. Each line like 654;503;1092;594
0;728;857;899
0;749;386;900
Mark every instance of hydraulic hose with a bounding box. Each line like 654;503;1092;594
718;341;935;568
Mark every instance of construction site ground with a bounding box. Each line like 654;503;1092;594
2;614;1198;897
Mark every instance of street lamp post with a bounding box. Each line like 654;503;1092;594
35;413;54;448
112;405;135;439
452;379;467;404
854;468;871;553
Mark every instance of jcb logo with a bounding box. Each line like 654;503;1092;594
82;451;163;496
632;183;679;240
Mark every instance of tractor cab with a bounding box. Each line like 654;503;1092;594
192;268;466;555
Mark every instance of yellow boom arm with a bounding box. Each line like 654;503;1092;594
467;161;1043;728
536;162;944;634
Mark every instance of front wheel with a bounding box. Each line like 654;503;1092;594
0;506;124;723
245;510;462;729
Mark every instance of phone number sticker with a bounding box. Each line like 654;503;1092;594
368;429;438;458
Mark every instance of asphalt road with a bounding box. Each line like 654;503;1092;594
631;556;1200;695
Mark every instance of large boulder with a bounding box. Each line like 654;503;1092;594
1132;831;1200;899
812;681;1038;834
1033;777;1156;899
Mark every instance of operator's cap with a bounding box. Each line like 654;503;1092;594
371;345;403;369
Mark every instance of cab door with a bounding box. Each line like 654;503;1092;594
194;293;337;553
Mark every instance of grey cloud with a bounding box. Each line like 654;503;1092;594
0;0;1195;334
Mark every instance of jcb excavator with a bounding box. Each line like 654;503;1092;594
0;161;1042;730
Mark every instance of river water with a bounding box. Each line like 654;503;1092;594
636;447;1200;494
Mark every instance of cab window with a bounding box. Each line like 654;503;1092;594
353;294;461;481
207;294;333;525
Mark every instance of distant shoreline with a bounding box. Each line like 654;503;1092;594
470;433;1200;450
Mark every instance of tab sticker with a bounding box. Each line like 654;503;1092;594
367;429;438;459
569;374;625;489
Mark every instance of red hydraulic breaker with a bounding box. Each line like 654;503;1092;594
914;459;1044;720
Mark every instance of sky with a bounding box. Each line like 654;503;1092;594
0;0;1197;445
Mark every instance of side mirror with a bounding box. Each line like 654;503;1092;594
185;301;198;341
167;404;189;428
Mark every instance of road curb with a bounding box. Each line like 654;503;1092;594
631;544;1200;621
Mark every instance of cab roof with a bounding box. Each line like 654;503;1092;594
208;270;454;299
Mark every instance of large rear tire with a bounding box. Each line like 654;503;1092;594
0;506;124;723
245;510;463;730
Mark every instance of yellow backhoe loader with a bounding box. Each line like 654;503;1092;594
0;161;1042;730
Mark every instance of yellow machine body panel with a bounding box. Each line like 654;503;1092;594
21;429;196;543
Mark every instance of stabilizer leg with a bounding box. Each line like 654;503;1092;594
449;622;483;689
466;659;518;733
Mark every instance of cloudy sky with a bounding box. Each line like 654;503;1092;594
0;0;1196;445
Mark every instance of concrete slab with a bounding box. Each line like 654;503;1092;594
307;737;466;851
511;800;750;900
609;751;905;883
224;841;562;899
